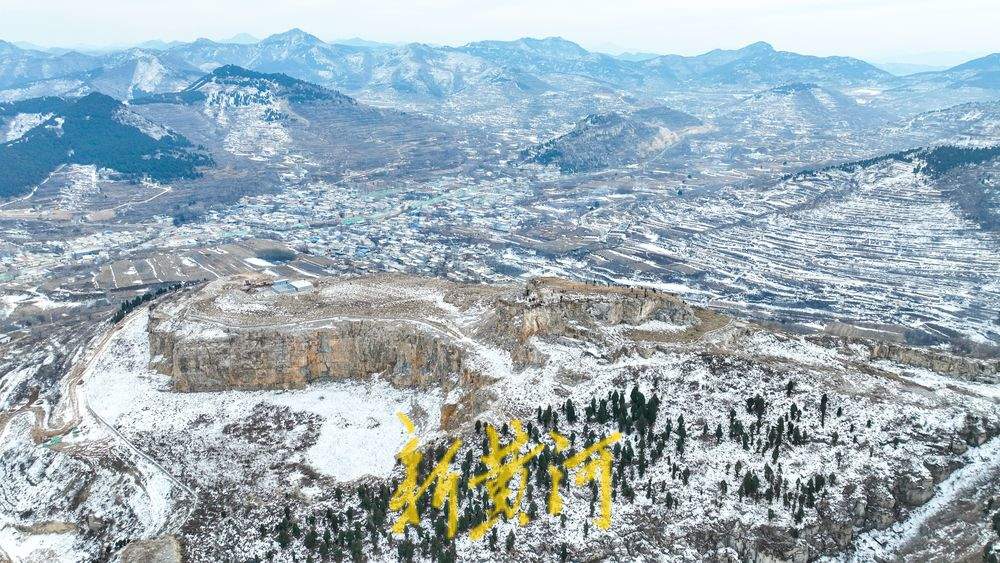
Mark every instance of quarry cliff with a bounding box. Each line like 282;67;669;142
147;274;700;393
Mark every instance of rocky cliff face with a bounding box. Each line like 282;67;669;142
148;317;477;392
483;277;700;365
867;341;1000;383
147;275;700;393
120;536;182;563
517;277;697;338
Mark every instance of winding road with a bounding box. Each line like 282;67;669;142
0;307;197;562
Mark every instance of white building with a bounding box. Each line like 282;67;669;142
273;279;314;293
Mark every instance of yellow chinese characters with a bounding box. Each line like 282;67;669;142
546;431;570;516
388;412;462;538
556;431;621;529
468;419;544;539
388;412;622;540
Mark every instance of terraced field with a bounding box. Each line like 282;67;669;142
604;159;1000;345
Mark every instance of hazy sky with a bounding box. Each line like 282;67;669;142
1;0;996;63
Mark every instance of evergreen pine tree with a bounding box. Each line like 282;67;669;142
646;393;660;426
277;525;291;549
676;415;687;454
305;525;318;551
820;393;829;427
597;399;609;423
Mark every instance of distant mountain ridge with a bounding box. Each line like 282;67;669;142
455;37;645;84
938;53;1000;89
147;32;918;111
642;42;891;86
3;32;997;97
0;46;204;101
0;32;997;128
0;41;99;90
134;64;357;106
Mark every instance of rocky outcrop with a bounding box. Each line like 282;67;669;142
715;523;809;563
896;467;936;506
483;277;699;366
867;342;1000;383
148;275;700;393
517;277;697;339
149;316;480;392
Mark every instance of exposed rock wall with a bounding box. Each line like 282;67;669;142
483;277;699;366
120;536;182;563
517;277;697;339
867;341;1000;383
148;276;700;393
148;315;479;392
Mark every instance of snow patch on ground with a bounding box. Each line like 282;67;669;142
3;112;52;142
269;383;442;481
0;524;86;563
83;311;444;482
243;257;273;268
633;320;687;332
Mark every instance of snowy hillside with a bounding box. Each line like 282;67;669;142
4;276;997;561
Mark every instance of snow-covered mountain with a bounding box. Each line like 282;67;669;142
717;82;889;137
456;37;645;85
0;48;205;101
0;40;100;90
904;53;1000;91
701;43;890;86
881;100;1000;147
642;42;891;87
140;64;357;106
166;29;371;89
89;49;204;99
524;106;704;172
873;52;1000;115
364;43;490;99
131;64;465;176
132;65;360;162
